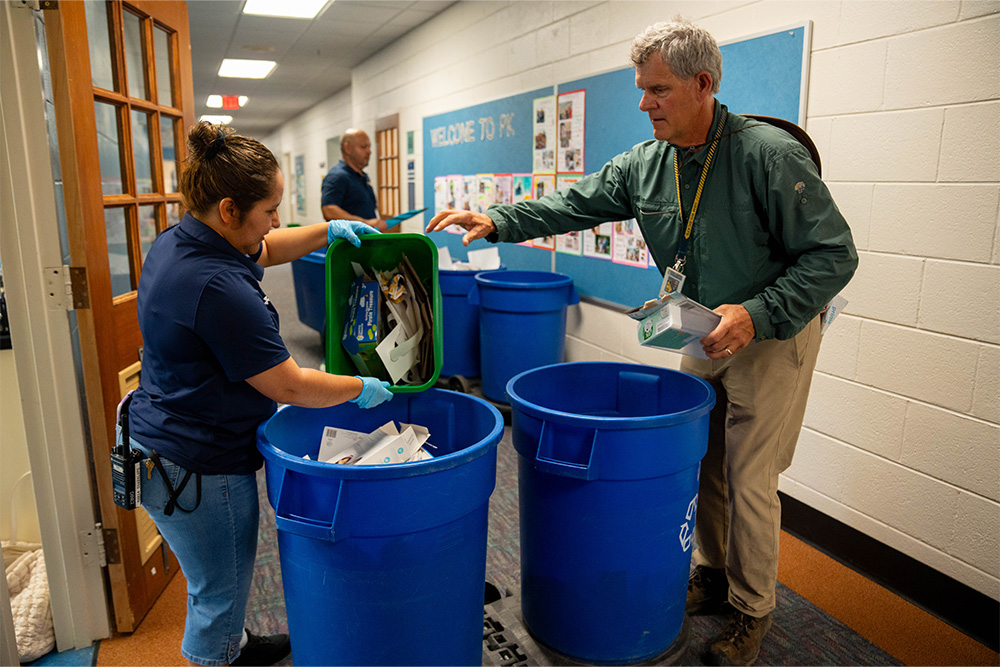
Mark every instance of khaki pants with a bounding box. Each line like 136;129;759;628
680;316;821;616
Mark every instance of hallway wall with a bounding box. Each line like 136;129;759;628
262;1;1000;599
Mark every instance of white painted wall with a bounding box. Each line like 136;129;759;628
263;1;1000;599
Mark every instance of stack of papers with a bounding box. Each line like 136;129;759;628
437;246;502;271
314;422;435;466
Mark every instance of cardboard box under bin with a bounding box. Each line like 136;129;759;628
325;233;443;392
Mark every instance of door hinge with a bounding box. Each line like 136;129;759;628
101;525;121;565
81;522;107;568
13;0;57;10
44;265;90;310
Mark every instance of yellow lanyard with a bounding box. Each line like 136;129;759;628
671;110;727;274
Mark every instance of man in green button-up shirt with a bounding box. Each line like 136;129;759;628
429;17;856;666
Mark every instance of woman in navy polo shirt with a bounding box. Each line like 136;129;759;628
127;121;391;667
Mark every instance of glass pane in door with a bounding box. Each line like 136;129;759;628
160;116;178;193
83;0;115;91
94;101;124;195
123;11;149;100
138;205;157;263
166;202;181;228
105;207;132;297
153;27;174;107
131;110;154;194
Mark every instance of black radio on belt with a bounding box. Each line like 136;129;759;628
111;391;141;510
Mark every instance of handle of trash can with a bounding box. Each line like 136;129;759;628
274;468;349;542
534;420;598;480
467;283;480;306
567;283;580;305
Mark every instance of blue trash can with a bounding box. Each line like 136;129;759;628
290;249;326;333
472;270;579;403
439;265;505;378
506;362;715;664
257;389;504;666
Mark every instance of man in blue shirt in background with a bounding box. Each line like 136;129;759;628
321;128;386;231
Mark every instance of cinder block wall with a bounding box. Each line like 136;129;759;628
263;1;1000;599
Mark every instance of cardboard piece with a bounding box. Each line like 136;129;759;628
318;422;433;466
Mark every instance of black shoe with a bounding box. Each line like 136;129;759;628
686;565;730;615
705;610;773;666
230;629;291;666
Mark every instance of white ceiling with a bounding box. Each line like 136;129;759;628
186;0;455;137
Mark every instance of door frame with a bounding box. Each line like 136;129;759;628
0;1;110;650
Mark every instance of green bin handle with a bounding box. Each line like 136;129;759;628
274;468;349;542
534;420;599;481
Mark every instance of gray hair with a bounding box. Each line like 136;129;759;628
629;17;722;94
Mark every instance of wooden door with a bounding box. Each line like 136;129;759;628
44;0;194;633
375;114;400;228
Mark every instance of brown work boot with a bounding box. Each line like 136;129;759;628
686;565;729;614
705;610;773;666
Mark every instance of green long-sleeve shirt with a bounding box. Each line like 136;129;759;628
486;101;858;341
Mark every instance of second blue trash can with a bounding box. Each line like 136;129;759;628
506;362;715;664
472;270;579;403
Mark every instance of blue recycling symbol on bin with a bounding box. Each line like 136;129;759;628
678;495;698;552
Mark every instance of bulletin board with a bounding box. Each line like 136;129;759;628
423;86;555;272
422;23;811;308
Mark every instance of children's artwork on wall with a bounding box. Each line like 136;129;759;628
583;222;613;260
533;95;556;173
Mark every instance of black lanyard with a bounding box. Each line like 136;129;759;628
671;110;727;274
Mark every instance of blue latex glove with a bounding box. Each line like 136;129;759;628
349;376;393;409
328;220;380;247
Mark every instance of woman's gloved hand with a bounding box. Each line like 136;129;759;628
349;376;393;409
328;220;380;247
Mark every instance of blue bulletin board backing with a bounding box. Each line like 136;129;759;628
422;23;810;307
423;86;555;271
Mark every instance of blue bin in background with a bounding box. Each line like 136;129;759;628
257;389;503;666
506;362;715;664
290;249;326;333
439;265;505;378
472;270;579;403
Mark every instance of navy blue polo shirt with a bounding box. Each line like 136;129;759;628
321;160;377;219
129;213;290;475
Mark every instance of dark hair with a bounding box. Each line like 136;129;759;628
179;121;279;217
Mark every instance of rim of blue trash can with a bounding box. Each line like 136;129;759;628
474;270;573;290
505;361;716;430
256;389;505;479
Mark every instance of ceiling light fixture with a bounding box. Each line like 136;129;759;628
200;115;233;125
218;58;276;79
242;0;329;20
206;95;223;108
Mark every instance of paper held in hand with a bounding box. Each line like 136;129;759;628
626;292;721;359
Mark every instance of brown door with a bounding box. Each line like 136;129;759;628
44;0;194;632
375;114;400;230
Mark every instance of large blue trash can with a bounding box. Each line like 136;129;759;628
290;249;326;333
472;270;579;403
438;265;505;378
506;362;715;664
256;389;504;666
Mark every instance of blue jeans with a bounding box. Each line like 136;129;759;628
131;438;259;666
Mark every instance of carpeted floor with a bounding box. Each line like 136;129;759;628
89;262;998;667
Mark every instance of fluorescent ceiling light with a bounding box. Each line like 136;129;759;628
218;58;276;79
200;115;233;125
206;95;249;109
242;0;329;19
